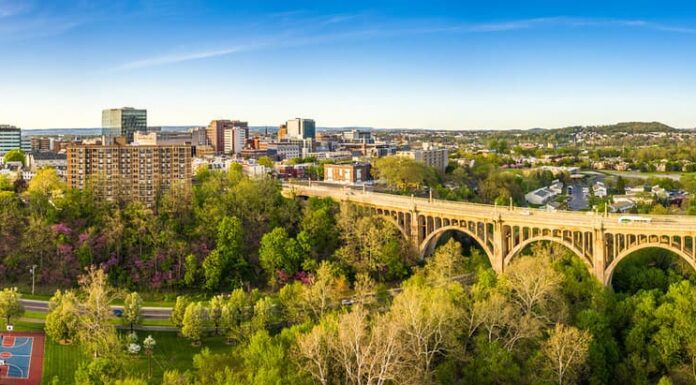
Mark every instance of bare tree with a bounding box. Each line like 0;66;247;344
504;255;564;322
297;321;333;385
542;323;592;385
388;284;460;384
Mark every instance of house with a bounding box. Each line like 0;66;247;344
651;185;668;199
593;182;607;198
525;187;556;205
549;180;564;194
609;200;636;213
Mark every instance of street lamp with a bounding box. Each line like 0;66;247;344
29;265;37;295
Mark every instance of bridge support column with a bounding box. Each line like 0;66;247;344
492;220;505;274
409;210;420;251
592;227;607;285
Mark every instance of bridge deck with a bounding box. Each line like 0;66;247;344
283;183;696;233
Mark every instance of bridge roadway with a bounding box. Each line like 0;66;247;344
282;182;696;286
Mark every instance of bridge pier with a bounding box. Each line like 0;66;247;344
491;220;505;274
593;227;607;284
409;209;420;251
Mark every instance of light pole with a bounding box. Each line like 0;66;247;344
29;265;37;295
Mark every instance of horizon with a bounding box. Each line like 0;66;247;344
2;1;696;129
17;120;692;132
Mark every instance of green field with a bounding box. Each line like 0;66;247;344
14;318;228;384
41;331;231;384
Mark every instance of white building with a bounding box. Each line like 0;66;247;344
525;187;557;205
526;180;564;206
593;181;607;198
286;118;316;140
396;143;449;173
268;143;300;160
223;126;249;155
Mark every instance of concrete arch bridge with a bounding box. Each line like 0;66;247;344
283;183;696;286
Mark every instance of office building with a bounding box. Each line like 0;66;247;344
102;107;147;143
206;120;247;154
223;126;249;155
133;131;194;146
342;129;373;143
66;142;192;206
189;127;208;146
267;143;300;160
286;118;316;140
277;124;287;140
397;143;449;173
0;125;22;156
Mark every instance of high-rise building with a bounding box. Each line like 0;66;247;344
206;120;248;154
102;107;147;143
277;124;287;140
223;126;249;155
286;118;315;140
0;125;22;156
66;142;192;206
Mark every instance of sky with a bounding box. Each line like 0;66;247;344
1;0;696;130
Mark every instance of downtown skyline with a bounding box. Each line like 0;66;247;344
2;0;696;130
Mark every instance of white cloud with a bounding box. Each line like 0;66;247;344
113;46;253;71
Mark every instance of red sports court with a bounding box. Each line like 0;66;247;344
0;332;44;385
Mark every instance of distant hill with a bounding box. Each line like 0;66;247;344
559;122;675;135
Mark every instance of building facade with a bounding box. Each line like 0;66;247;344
324;163;371;184
223;126;249;155
286;118;316;140
397;144;449;173
66;143;192;205
101;107;147;143
206;120;248;154
0;125;21;157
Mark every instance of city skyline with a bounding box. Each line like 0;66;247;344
2;0;696;130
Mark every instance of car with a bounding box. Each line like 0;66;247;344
341;299;355;306
112;309;124;317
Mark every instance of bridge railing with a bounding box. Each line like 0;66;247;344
282;181;696;229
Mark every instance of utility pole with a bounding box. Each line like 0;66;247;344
29;265;37;295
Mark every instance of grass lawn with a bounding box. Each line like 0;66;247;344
40;331;231;384
14;317;230;385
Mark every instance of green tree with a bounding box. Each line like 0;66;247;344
3;149;25;165
0;287;24;327
182;302;208;345
208;295;225;335
183;254;198;287
122;292;143;333
171;296;191;329
202;216;246;291
257;156;275;169
259;227;303;281
45;290;80;344
372;156;437;191
77;267;120;358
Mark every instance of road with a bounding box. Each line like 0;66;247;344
20;299;172;320
568;182;589;210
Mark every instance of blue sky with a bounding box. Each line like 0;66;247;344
1;0;696;130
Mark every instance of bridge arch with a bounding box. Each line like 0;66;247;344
377;215;410;242
504;236;592;270
418;225;494;264
603;243;696;286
